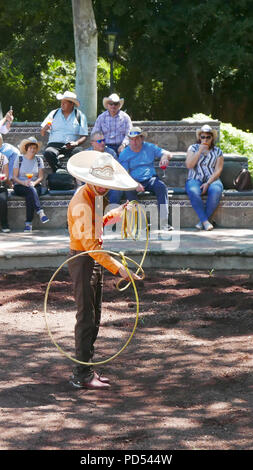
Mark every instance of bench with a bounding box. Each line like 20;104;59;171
6;152;253;230
3;120;253;230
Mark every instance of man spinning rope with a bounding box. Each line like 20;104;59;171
67;151;141;389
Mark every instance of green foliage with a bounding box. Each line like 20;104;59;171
2;0;253;129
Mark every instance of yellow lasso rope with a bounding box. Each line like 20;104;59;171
43;200;149;366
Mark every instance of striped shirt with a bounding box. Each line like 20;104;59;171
91;110;132;146
187;144;223;182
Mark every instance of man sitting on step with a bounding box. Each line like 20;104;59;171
41;91;88;172
108;126;173;233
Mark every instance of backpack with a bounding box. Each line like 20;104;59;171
19;155;41;169
233;169;253;191
52;108;81;125
47;169;75;191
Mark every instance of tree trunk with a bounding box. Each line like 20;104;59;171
71;0;97;123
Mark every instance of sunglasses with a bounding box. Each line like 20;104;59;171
92;138;105;144
129;131;141;137
108;102;120;106
200;135;212;140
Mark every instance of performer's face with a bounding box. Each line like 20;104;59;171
93;185;108;196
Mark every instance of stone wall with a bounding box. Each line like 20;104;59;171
5;120;220;152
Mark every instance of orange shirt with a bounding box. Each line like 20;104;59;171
68;184;122;275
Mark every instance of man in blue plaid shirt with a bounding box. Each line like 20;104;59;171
91;93;132;156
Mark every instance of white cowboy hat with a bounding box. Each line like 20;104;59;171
103;93;124;110
128;126;148;138
196;124;218;142
19;136;42;155
67;150;138;191
56;91;80;107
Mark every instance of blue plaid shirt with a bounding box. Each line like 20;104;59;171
91;110;132;146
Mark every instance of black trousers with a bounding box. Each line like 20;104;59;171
68;250;104;381
0;187;8;228
44;142;84;172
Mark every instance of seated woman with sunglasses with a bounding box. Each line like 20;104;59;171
185;124;224;231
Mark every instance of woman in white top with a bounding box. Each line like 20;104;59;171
13;137;49;233
0;153;10;232
185;125;224;231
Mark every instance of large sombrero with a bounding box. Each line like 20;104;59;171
67;150;139;191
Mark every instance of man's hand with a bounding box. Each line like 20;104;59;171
159;156;169;168
136;183;144;192
65;141;78;149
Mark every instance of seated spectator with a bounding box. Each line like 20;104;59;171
13;137;49;233
0;108;14;134
0;134;19;182
109;126;173;233
41;91;88;172
87;132;117;158
0;153;10;233
91;93;132;155
185;124;224;231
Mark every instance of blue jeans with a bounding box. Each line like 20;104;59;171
108;176;168;223
14;184;42;223
185;178;223;223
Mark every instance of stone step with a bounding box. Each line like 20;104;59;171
1;228;253;271
6;188;253;230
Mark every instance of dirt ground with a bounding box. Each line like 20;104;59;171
0;267;253;452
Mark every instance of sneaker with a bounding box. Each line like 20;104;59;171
41;215;49;224
24;223;32;233
195;221;203;230
1;226;10;233
162;224;174;231
37;210;49;224
203;221;213;231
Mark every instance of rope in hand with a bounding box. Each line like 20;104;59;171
43;200;149;366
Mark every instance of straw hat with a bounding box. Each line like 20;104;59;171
103;93;124;110
67;150;138;191
19;136;42;155
56;91;80;107
196;124;218;142
128;126;147;139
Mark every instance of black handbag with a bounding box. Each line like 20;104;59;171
47;170;75;190
233;169;253;191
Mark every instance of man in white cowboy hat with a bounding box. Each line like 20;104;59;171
41;91;88;172
67;150;141;390
91;93;132;155
109;126;173;233
185;124;224;231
